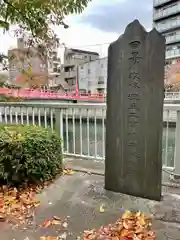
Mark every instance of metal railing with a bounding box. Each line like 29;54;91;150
154;0;174;7
0;102;179;174
155;19;180;33
165;33;180;44
165;92;180;100
154;4;180;20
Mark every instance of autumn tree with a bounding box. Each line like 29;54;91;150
0;0;91;57
165;62;180;92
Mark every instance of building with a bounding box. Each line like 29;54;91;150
48;49;62;87
78;57;107;94
61;48;99;91
8;38;61;88
153;0;180;64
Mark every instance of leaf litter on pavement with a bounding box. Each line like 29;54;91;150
83;210;155;240
0;185;40;225
0;167;74;226
39;211;155;240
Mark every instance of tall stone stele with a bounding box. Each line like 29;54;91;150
105;20;165;201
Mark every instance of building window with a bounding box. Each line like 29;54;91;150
88;69;91;74
81;66;83;69
98;76;104;84
53;68;58;72
10;64;16;69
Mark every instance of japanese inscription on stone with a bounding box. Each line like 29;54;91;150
127;42;141;166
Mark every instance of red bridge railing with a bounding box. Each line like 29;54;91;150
0;88;106;100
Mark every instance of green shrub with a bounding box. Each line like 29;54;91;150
0;124;62;185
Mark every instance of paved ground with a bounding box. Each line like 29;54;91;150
1;159;180;239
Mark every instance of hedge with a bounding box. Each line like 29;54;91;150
0;124;63;186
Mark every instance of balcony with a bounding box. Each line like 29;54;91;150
154;4;180;20
64;59;78;67
156;19;180;33
166;33;180;44
0;101;179;174
166;48;180;59
63;71;77;79
154;0;178;8
52;56;61;63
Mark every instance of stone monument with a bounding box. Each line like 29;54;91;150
105;20;165;201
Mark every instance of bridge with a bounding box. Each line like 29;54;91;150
1;87;180;102
0;87;105;101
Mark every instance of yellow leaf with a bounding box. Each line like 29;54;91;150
63;170;67;174
99;204;105;213
67;169;74;175
63;169;74;175
122;210;134;219
51;219;61;225
27;65;32;73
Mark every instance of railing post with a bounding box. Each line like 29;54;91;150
174;110;180;174
55;108;64;156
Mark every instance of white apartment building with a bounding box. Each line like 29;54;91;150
153;0;180;63
61;48;99;91
78;57;107;94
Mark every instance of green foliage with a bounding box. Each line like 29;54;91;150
0;0;91;52
0;124;62;185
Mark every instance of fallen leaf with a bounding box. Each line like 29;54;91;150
63;169;74;175
40;237;46;240
99;204;105;213
51;219;61;225
40;219;51;228
40;237;58;240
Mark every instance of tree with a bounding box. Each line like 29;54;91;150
0;72;8;86
0;0;91;54
165;63;180;91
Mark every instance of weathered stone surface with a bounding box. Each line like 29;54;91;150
105;19;165;201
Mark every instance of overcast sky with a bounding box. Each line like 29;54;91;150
0;0;153;57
